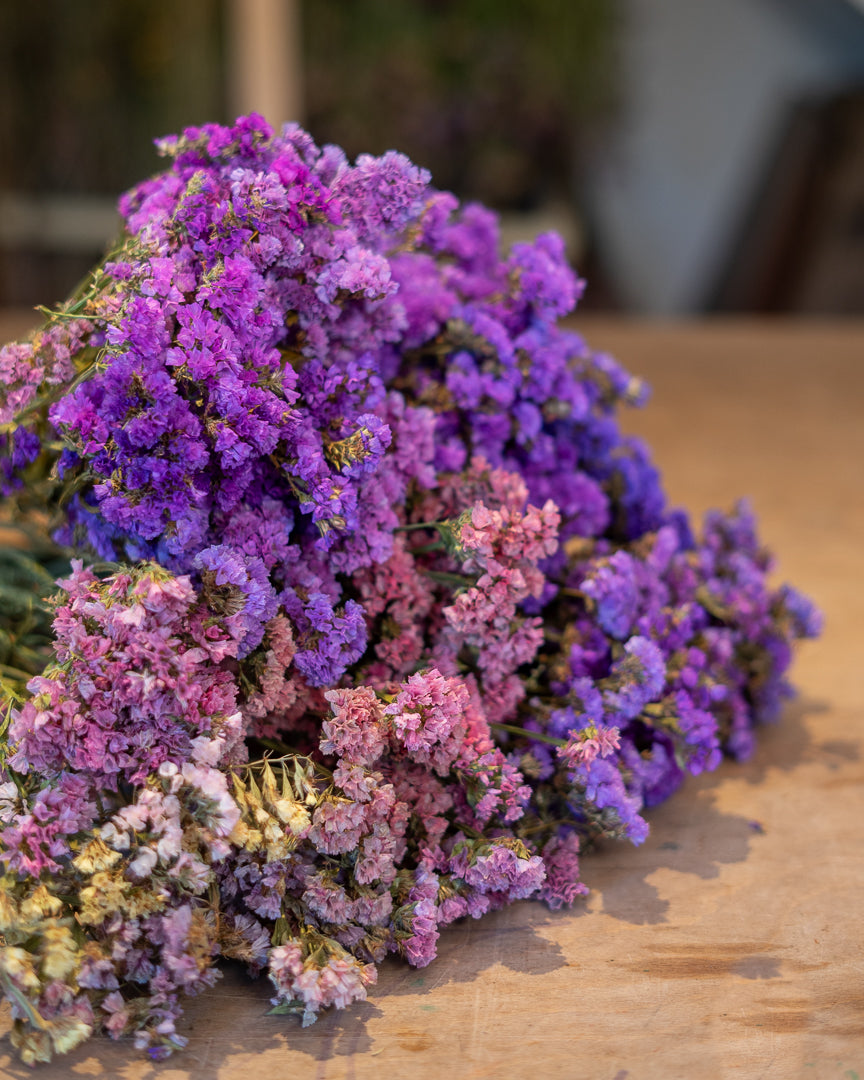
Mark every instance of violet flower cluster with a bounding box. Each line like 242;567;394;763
0;115;820;1063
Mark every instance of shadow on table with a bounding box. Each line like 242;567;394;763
0;697;835;1077
586;695;830;925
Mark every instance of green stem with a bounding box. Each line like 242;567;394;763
34;305;100;322
394;521;442;533
422;570;474;587
251;736;302;757
0;972;50;1031
490;722;565;748
0;662;34;682
517;818;576;837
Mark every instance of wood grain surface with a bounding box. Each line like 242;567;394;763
1;314;862;1080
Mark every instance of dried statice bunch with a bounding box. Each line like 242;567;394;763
0;116;820;1063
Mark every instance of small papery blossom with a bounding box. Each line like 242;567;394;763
397;866;441;968
385;669;469;775
0;774;96;877
321;686;388;766
570;757;650;845
602;636;666;722
268;935;377;1027
195;544;278;657
324;413;392;478
558;723;621;769
581;551;641;639
449;837;546;901
8;563;240;786
538;833;589;910
284;592;367;687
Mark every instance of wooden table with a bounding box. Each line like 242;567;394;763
1;315;862;1080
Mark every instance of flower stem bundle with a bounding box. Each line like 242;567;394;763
0;116;820;1063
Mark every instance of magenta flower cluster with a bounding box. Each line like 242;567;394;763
0;115;819;1063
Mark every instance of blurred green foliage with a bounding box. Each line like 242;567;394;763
304;0;619;207
0;1;224;196
0;0;616;205
0;539;65;700
0;1;616;305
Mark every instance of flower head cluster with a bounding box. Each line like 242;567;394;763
0;116;819;1062
8;562;241;788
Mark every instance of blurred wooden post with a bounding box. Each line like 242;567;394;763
225;0;303;127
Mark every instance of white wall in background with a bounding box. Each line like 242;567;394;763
584;0;864;313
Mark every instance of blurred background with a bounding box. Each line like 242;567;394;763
2;0;864;315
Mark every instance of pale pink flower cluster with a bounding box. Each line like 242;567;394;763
320;686;389;766
442;497;560;688
268;940;377;1027
385;669;470;775
558;724;622;768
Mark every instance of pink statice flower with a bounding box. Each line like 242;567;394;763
268;937;376;1027
558;723;621;769
399;866;440;968
9;563;239;787
538;833;589;910
449;837;546;902
321;686;388;766
385;669;469;775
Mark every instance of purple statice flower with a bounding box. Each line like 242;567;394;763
777;584;823;639
565;620;612;683
285;593;367;687
195;544;278;656
314;246;396;304
508;232;583;319
449;837;546;901
602;636;666;722
10;425;40;470
214;497;294;571
325;413;392;478
581;551;641;639
333;150;431;244
570;757;649;845
671;689;722;775
618;730;685;808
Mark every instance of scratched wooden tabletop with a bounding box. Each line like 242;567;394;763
1;314;862;1080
